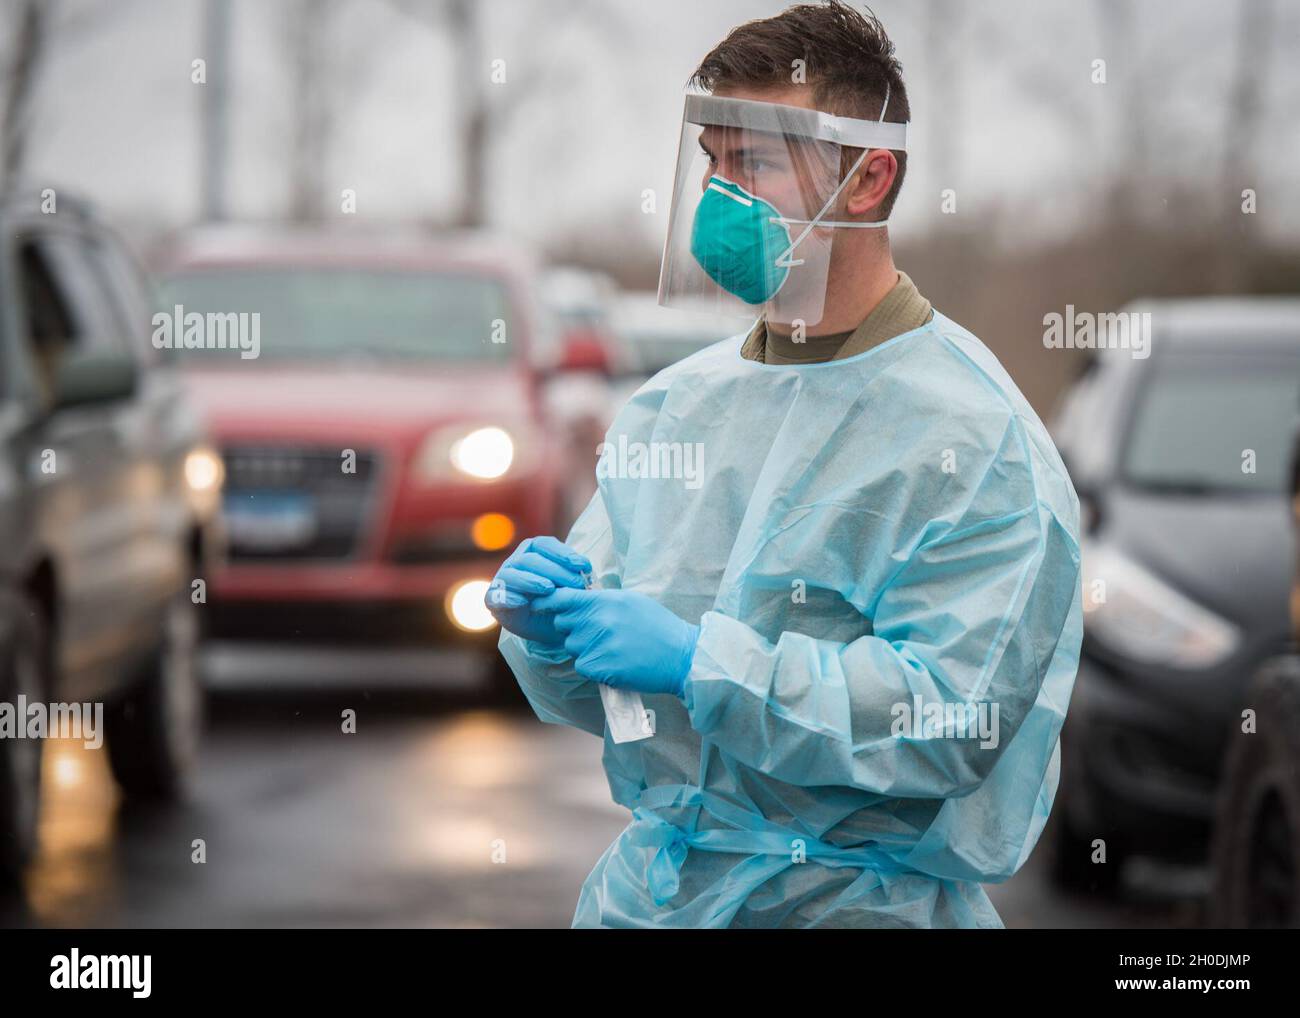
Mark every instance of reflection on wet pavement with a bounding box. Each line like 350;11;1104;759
1;661;1199;929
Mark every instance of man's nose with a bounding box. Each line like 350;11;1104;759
710;159;751;191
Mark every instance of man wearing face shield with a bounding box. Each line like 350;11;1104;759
488;1;1082;929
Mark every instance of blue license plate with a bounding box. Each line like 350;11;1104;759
223;491;318;551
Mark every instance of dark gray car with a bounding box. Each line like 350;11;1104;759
0;193;220;880
1049;297;1300;893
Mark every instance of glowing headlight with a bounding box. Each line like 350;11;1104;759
413;425;524;484
450;427;514;480
184;447;224;493
447;579;496;632
1081;543;1240;669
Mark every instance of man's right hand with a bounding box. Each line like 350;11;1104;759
485;536;592;646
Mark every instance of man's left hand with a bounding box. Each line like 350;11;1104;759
532;588;700;697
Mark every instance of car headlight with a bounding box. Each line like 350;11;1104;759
413;425;520;484
451;426;514;479
446;579;497;632
1081;542;1240;668
184;447;224;493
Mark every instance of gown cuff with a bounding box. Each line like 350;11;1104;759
681;610;740;722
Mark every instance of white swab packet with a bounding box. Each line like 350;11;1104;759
583;572;655;744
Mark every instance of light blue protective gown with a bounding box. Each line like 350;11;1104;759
499;311;1083;928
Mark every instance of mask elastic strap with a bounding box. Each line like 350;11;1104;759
776;218;889;229
774;82;893;266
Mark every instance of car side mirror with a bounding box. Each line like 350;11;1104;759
52;352;138;411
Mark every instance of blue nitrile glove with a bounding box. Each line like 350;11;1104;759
532;587;700;697
485;536;592;646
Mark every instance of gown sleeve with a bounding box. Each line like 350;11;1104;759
683;455;1082;799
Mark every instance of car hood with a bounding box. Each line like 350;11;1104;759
1103;486;1295;635
179;364;536;444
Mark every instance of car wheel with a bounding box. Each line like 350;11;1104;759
1210;656;1300;928
105;590;204;800
0;598;49;883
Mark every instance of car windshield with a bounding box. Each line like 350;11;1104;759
1122;354;1300;494
157;267;515;362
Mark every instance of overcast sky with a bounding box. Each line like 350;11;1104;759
10;0;1299;252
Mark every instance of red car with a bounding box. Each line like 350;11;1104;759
155;228;570;690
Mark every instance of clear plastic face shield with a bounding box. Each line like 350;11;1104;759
657;90;907;326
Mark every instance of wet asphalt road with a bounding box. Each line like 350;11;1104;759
1;646;1203;929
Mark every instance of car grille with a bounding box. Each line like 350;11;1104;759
221;445;379;561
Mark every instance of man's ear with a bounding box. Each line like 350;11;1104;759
844;149;897;219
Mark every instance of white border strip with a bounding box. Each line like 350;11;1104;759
685;93;907;151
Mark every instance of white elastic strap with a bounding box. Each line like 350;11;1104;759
775;216;889;229
773;83;895;265
774;147;875;266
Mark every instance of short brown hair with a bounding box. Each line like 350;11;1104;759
690;1;909;218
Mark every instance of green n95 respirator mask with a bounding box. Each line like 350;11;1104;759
689;175;792;305
659;90;907;324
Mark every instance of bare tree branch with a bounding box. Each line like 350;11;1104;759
1;0;51;185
